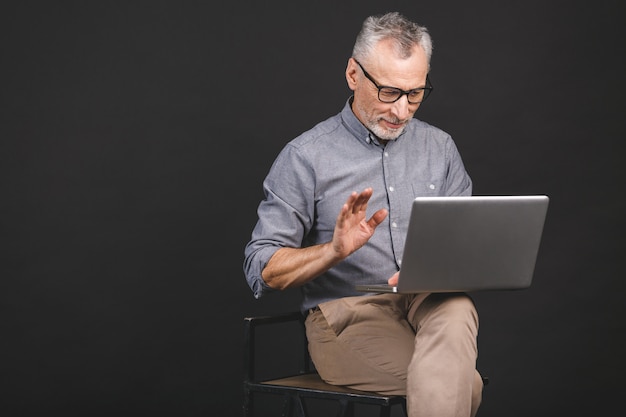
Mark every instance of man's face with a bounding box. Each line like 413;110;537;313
346;40;429;141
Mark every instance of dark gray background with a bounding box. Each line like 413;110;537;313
2;1;624;416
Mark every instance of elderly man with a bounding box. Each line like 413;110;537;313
244;12;483;417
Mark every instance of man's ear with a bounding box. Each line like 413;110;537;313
345;58;358;91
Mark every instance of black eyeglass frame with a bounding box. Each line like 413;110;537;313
354;59;433;104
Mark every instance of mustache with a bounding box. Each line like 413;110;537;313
382;117;410;125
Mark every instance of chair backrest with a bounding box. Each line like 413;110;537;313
243;312;311;383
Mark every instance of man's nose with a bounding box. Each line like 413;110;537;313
391;94;414;119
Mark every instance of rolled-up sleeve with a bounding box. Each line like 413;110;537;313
243;143;315;299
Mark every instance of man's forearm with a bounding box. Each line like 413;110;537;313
261;243;343;290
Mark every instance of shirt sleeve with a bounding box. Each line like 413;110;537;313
444;137;473;196
243;143;315;299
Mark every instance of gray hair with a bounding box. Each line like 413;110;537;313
352;12;433;66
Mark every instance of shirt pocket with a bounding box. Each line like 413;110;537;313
411;179;445;197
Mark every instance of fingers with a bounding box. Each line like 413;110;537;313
388;271;399;286
345;187;373;214
337;188;387;228
368;208;388;228
340;188;387;225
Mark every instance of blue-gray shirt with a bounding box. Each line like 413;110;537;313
244;100;472;312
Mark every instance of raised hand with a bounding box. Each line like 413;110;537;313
331;188;388;259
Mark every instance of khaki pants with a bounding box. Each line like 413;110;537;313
305;292;482;417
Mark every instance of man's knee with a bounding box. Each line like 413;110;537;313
424;292;476;318
442;293;478;323
414;293;479;339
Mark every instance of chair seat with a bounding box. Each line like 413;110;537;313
245;371;407;416
253;372;406;405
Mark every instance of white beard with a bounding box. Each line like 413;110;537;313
367;119;407;141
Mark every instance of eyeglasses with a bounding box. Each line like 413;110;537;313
354;59;433;104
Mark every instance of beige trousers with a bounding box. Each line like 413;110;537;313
305;292;482;417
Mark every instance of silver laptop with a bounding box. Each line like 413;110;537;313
355;195;549;293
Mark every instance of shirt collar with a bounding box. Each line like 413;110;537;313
340;97;375;146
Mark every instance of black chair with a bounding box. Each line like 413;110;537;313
243;311;408;417
243;311;488;417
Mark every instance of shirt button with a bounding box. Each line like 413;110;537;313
384;152;389;157
391;222;398;228
398;258;402;265
389;186;395;192
429;184;436;190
